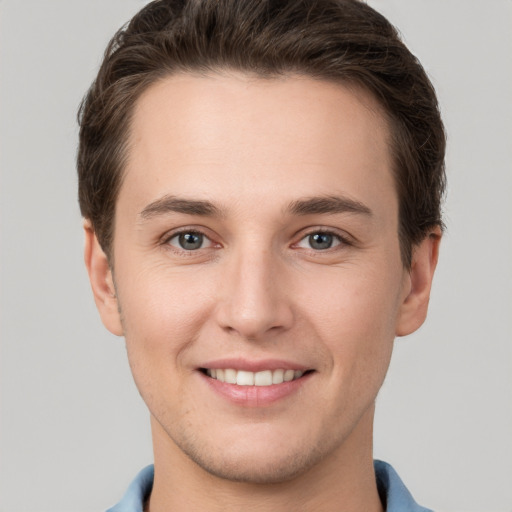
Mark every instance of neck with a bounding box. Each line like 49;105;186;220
146;406;384;512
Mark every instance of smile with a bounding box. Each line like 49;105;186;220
202;368;306;386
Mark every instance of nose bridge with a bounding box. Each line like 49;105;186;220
216;238;293;339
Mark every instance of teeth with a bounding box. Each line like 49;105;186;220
205;368;306;386
236;370;254;386
254;370;272;386
272;369;284;384
284;369;295;382
224;368;237;384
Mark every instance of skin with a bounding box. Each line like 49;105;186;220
85;73;440;511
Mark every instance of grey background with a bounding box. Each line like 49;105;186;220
1;1;511;511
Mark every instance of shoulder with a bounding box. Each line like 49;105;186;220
374;460;433;512
106;465;154;512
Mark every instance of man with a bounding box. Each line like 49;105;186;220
78;0;445;510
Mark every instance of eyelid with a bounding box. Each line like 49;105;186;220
292;227;353;250
295;233;341;250
161;226;219;251
159;225;354;253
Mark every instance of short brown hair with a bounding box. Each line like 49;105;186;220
77;0;446;267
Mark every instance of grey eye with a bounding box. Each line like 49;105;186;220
296;231;342;251
170;232;205;250
308;232;334;250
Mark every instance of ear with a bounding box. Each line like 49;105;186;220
396;227;442;337
83;220;123;336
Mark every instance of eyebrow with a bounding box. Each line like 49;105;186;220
139;195;223;219
287;195;372;217
138;194;372;220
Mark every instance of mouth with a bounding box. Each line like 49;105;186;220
198;362;315;406
199;368;313;386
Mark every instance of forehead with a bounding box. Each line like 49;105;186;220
121;72;396;221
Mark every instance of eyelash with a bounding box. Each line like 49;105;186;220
163;228;216;253
294;229;351;252
162;227;352;254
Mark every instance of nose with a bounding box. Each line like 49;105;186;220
214;245;294;340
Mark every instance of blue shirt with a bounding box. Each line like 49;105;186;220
106;460;432;511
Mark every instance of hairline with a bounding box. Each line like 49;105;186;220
104;68;423;269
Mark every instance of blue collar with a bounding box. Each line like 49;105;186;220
107;460;432;511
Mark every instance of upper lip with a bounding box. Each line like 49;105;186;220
198;358;311;372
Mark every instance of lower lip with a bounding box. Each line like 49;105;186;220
200;371;313;407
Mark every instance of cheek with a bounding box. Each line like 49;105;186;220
300;264;401;375
304;264;400;331
119;262;215;336
116;266;215;387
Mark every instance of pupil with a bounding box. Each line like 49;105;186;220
310;233;332;250
179;232;202;250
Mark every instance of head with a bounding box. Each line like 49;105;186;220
78;0;445;269
79;0;445;487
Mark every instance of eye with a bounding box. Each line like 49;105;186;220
167;231;211;251
296;231;342;251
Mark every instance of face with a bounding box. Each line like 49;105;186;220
87;73;437;484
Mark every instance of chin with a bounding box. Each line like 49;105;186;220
188;445;324;484
171;425;332;484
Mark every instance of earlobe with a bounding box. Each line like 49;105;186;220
395;228;441;337
83;220;124;336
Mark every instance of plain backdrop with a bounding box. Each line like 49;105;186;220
1;1;511;511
